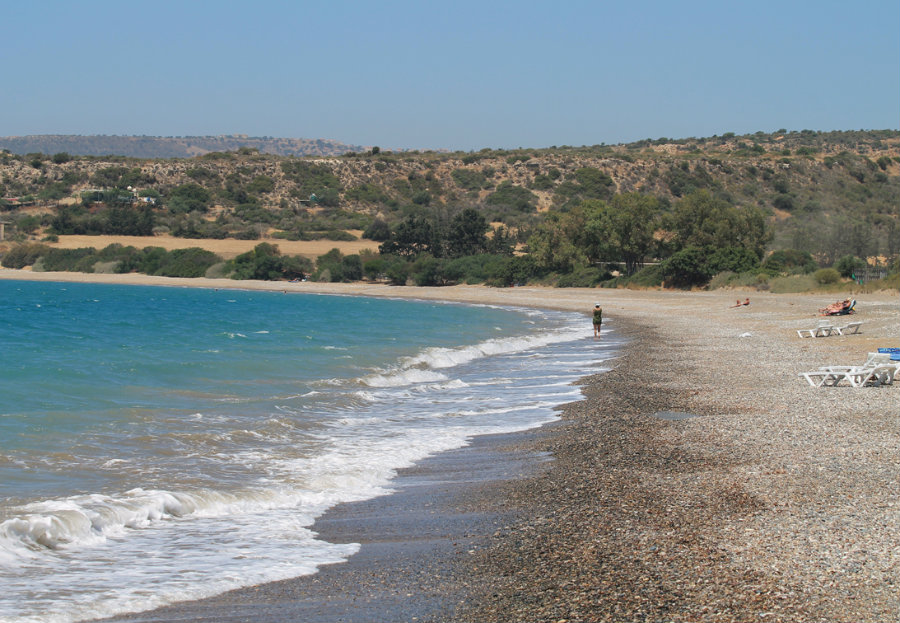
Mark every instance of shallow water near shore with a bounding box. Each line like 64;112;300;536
0;280;621;623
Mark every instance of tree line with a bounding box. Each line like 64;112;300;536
3;186;898;289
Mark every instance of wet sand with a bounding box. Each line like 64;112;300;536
3;270;898;622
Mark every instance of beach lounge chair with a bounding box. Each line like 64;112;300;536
797;320;834;338
877;347;900;361
818;352;889;374
843;362;900;387
834;321;862;335
800;353;898;387
800;368;849;387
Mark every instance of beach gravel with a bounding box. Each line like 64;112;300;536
447;292;899;622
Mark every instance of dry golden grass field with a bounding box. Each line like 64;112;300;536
46;233;378;260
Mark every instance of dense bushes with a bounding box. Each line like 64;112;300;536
227;243;311;281
1;243;50;269
311;248;362;282
50;205;155;236
153;248;221;277
814;268;841;285
761;249;817;275
2;236;886;291
1;243;222;278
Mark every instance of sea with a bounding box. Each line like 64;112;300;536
0;279;621;623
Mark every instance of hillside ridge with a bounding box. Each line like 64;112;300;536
0;134;370;159
1;129;898;279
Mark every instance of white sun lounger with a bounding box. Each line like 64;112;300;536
800;353;898;387
800;365;897;388
797;320;834;338
843;363;899;387
819;352;889;372
834;321;862;335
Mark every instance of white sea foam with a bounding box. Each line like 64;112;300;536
361;368;450;387
359;323;583;390
402;331;573;370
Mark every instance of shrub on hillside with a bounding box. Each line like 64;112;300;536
486;181;538;212
707;246;760;274
409;255;459;286
451;169;488;191
607;263;665;288
762;249;817;275
659;247;713;288
484;255;541;287
1;243;51;269
813;268;841;285
556;266;608;288
363;218;391;242
154;248;221;278
228;243;310;281
835;255;867;278
42;248;98;272
383;256;411;285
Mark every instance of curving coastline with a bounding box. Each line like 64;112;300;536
3;270;898;621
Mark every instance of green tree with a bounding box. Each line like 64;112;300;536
669;190;769;258
167;183;212;214
228;243;309;281
761;249;817;274
445;208;489;258
341;254;363;281
105;205;155;236
526;211;586;273
362;257;386;281
707;246;760;273
659;246;712;287
835;255;866;278
314;248;345;282
378;215;436;258
583;193;659;274
486;224;516;256
363;218;391;241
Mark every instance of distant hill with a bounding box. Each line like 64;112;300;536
0;135;370;158
1;129;897;275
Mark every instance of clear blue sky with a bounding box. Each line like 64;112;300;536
2;0;897;151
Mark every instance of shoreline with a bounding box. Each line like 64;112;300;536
96;428;561;623
5;270;899;621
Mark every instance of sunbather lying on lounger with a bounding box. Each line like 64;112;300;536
820;298;853;315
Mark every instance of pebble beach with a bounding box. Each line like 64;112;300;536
454;293;899;622
1;270;897;622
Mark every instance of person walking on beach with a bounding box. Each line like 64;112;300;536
592;303;603;337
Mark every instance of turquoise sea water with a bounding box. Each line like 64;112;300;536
0;280;621;623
